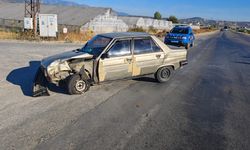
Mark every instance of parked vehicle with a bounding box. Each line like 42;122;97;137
221;26;229;31
33;32;188;97
164;26;195;49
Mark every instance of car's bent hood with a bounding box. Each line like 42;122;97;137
41;50;93;68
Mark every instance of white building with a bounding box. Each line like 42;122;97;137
81;9;128;34
0;2;174;34
119;16;173;30
0;2;128;34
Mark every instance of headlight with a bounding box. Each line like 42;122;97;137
47;59;71;77
47;60;60;76
49;60;60;67
182;36;187;40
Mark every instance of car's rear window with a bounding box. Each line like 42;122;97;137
134;38;161;54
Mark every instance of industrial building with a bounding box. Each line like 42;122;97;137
0;2;172;35
0;2;128;34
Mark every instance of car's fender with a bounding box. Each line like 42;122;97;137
160;49;187;70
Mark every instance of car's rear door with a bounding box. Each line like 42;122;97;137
98;39;133;82
132;37;165;76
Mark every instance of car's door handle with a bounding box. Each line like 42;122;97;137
156;54;161;59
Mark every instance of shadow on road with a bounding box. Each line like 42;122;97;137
6;61;68;97
6;61;41;96
133;76;157;83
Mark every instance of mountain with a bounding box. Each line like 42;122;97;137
179;17;250;28
0;0;23;2
179;17;217;26
41;0;88;7
0;0;130;16
116;12;130;16
0;0;89;7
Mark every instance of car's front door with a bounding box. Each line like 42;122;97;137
132;37;165;76
98;39;133;82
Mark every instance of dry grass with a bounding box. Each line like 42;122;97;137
0;29;94;43
58;30;94;43
0;31;19;39
0;28;217;42
193;28;217;34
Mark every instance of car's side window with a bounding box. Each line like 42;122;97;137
189;29;192;34
134;38;162;54
108;40;131;57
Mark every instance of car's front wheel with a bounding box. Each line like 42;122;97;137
67;74;90;95
155;66;173;83
191;41;195;47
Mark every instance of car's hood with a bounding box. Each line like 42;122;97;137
41;50;93;68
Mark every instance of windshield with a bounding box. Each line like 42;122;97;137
171;28;189;34
81;35;111;57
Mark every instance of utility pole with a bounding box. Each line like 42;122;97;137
24;0;40;36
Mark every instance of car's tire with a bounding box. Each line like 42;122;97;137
185;43;190;49
67;74;90;95
155;66;173;83
191;41;195;47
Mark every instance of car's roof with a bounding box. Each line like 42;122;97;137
99;32;150;38
174;26;191;29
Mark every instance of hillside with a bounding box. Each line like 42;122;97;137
180;17;250;28
0;0;131;16
179;17;217;26
0;0;88;6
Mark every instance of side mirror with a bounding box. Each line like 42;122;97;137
101;53;109;59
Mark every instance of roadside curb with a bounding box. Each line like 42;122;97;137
234;31;250;36
0;39;84;45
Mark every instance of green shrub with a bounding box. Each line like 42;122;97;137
154;11;162;20
167;16;179;23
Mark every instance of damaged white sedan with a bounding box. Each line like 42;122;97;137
33;32;188;97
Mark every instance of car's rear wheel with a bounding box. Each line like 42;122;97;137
155;66;173;83
67;74;90;95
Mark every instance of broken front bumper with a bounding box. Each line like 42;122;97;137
32;67;50;97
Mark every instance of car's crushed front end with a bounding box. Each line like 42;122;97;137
33;66;50;97
32;50;95;97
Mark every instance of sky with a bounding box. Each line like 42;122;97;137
72;0;250;21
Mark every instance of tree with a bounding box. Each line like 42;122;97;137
167;16;179;23
154;11;162;20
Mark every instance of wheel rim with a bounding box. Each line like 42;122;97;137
75;80;86;92
161;68;170;79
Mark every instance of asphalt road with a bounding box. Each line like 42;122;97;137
0;31;250;150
